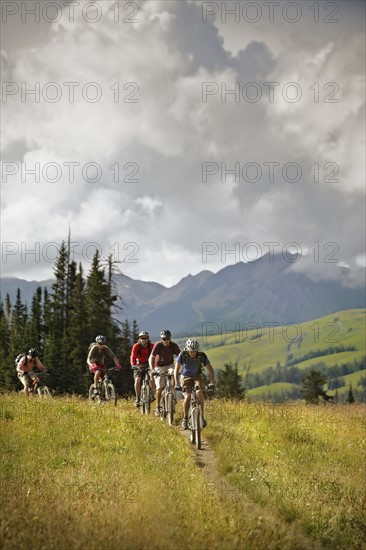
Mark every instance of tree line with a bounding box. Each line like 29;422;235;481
248;357;366;389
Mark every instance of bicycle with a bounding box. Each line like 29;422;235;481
187;384;203;449
132;366;152;415
88;368;117;406
24;372;51;397
157;369;176;425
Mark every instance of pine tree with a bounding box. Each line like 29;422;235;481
7;289;28;389
0;299;11;388
346;384;355;404
27;287;44;354
67;263;90;393
300;368;328;403
44;242;69;392
85;250;114;341
216;362;245;399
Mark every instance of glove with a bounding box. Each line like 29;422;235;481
175;384;182;392
116;364;122;370
208;383;215;390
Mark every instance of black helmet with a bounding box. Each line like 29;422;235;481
28;348;38;358
95;335;106;344
160;329;171;339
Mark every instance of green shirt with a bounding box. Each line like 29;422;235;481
87;344;115;365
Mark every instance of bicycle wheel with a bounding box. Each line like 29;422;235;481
144;384;151;414
193;407;201;450
37;386;51;398
141;385;148;415
88;384;96;401
105;383;117;406
160;390;166;421
89;384;101;403
167;392;174;425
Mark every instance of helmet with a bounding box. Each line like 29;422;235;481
160;329;171;339
185;339;199;352
138;331;149;338
28;348;38;358
95;335;106;344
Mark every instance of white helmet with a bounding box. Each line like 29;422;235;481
185;338;199;351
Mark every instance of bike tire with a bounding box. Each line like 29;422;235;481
193;407;201;450
37;386;51;398
88;384;96;402
160;390;166;421
167;392;174;425
141;385;147;415
105;383;117;406
89;384;101;404
145;384;151;414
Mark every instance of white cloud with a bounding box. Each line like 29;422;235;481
1;0;364;286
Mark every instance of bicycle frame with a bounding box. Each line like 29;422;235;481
24;372;51;397
159;370;176;425
89;368;117;405
132;366;152;415
188;385;203;450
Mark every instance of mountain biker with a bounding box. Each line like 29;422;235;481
130;331;155;407
16;348;47;396
174;338;215;429
87;335;122;395
149;329;180;416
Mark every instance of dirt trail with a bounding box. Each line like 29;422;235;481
179;427;324;550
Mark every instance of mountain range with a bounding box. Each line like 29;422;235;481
1;254;365;338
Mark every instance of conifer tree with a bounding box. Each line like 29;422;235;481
216;362;245;399
300;368;328;403
27;287;44;354
0;299;11;388
346;384;355;404
67;263;90;393
7;289;28;389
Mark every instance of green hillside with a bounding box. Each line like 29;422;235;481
195;309;365;374
248;382;296;398
178;309;365;401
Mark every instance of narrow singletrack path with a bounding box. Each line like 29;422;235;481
178;426;324;550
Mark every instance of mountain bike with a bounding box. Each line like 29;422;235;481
132;366;152;415
187;385;203;449
22;372;51;397
158;369;176;425
89;368;117;406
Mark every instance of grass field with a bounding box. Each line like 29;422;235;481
1;393;365;549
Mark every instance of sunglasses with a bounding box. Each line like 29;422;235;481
162;338;170;341
140;337;148;340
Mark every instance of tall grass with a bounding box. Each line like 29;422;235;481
205;400;366;549
0;393;320;550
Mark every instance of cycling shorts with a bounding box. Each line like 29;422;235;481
132;364;149;380
154;365;174;390
181;375;204;393
89;362;107;375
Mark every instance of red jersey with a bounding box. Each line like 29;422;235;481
130;341;154;366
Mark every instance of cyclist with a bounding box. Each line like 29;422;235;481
130;331;155;407
16;348;47;396
87;335;122;395
149;329;180;416
174;338;215;429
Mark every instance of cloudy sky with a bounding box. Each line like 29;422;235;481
1;0;365;287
